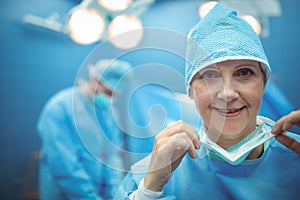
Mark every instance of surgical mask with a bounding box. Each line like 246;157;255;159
93;93;111;109
199;116;274;165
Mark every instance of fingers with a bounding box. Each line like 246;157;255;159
158;120;197;138
156;120;200;153
150;121;200;173
275;134;300;156
151;121;199;164
145;120;200;191
272;110;300;156
288;110;300;126
271;117;291;135
170;131;199;160
272;110;300;135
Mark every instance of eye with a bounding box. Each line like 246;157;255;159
201;70;221;80
235;68;254;78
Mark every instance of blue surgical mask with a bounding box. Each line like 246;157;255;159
199;117;274;165
93;93;111;109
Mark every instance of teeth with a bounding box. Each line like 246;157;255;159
219;108;240;113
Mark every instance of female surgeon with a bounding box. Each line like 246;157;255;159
114;3;300;200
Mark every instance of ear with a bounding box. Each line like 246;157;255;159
261;77;266;93
188;86;195;99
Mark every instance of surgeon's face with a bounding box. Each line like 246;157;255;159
90;77;114;97
191;60;265;145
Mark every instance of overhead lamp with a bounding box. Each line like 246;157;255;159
108;15;143;49
98;0;132;12
68;9;106;45
198;0;282;37
23;0;154;48
198;2;261;35
198;1;218;19
240;15;262;36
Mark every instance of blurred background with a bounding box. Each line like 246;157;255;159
1;0;299;199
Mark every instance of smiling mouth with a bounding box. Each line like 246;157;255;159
215;107;245;117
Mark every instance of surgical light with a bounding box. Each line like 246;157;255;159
108;15;143;49
23;0;154;48
68;9;105;45
98;0;132;12
240;15;262;36
198;0;282;37
198;1;218;19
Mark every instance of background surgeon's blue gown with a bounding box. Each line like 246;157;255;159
114;132;300;200
37;87;123;200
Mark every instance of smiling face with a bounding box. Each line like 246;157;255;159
191;60;265;147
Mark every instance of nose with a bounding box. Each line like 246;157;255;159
216;79;238;102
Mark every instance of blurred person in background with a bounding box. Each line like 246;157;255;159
37;59;133;200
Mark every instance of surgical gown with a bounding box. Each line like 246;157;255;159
114;132;300;200
38;87;124;200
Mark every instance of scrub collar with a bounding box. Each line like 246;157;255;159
198;116;275;165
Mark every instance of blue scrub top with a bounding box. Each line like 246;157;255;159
114;132;300;200
37;87;124;200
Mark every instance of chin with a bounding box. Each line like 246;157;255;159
220;131;244;140
211;123;246;140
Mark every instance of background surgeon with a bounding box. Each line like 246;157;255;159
114;3;300;199
37;59;133;199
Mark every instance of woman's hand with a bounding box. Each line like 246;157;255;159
144;120;200;192
272;110;300;155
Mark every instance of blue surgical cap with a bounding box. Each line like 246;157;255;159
185;3;271;97
90;59;133;91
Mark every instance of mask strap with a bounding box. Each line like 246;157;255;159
227;124;263;152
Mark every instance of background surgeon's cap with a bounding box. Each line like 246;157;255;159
185;3;271;98
89;59;133;91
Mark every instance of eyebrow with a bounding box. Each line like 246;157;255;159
235;63;259;68
201;65;218;70
201;62;259;72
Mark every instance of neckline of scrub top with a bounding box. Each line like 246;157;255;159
202;139;274;177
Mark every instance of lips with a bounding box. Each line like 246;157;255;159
215;107;245;117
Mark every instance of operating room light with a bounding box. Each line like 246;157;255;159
98;0;132;12
68;9;105;45
23;0;154;48
108;15;143;49
240;15;262;36
198;2;262;36
198;1;218;19
198;0;282;37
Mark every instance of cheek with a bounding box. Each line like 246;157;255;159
191;82;212;114
243;81;265;110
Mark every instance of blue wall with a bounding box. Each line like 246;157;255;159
0;0;299;199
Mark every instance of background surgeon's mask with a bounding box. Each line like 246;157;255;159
93;93;111;109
